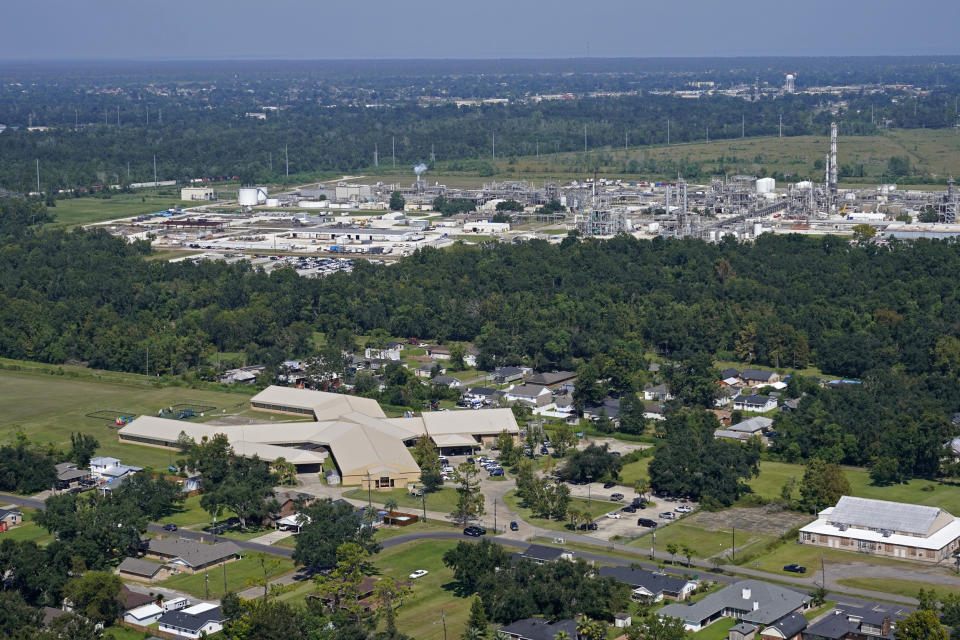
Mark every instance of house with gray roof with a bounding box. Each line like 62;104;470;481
146;537;241;572
733;394;778;413
516;544;573;564
658;580;809;632
741;369;780;385
596;566;697;601
526;371;576;389
763;612;807;640
799;496;960;563
497;617;578;640
158;603;225;639
801;603;909;640
117;556;164;581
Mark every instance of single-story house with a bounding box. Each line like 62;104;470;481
504;384;553;408
365;342;403;361
497;617;579;640
158;603;225;639
584;397;621;421
124;603;164;626
714;429;757;442
430;375;463;389
55;462;88;487
526;371;577;389
729;416;773;436
121;585;155;611
798;496;960;563
117;557;165;581
643;383;673;402
644;403;666;421
730;622;757;640
801;603;908;640
658;580;809;632
493;366;529;384
273;489;314;518
463;387;498;405
146;537;242;573
720;367;740;380
415;364;442;378
596;566;698;602
761;612;807;640
517;544;573;564
276;512;311;533
741;369;780;385
217;365;265;385
733;394;777;413
41;607;69;628
0;508;23;529
426;344;479;367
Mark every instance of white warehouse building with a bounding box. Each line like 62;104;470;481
292;227;424;242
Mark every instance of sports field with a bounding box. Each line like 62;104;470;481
0;363;257;471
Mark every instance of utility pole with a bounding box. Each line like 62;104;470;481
625;131;628;150
492;132;495;160
35;159;39;194
494;498;497;533
392;136;396;168
285;144;289;177
153;155;157;188
779;113;782;138
268;152;272;172
820;553;825;588
667;119;670;145
441;609;447;640
367;472;372;509
742;114;745;138
430;143;435;163
204;570;209;599
117;105;120;126
583;123;587;153
536;140;539;158
421;492;427;523
158;108;162;124
732;525;735;562
706;126;709;143
374;142;378;168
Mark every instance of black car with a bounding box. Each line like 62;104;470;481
603;481;616;489
610;493;624;501
463;525;487;537
783;563;806;574
510;521;519;531
578;522;599;531
621;505;637;513
466;457;475;464
162;524;178;532
637;518;657;528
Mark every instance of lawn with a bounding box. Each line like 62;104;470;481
691;618;735;640
0;508;54;545
104;626;154;640
502;490;620;532
161;554;296;600
627;522;755;561
48;193;193;228
342;487;460;513
749;461;960;515
154;494;238;529
374;519;462;542
374;539;470;640
0;365;255;472
750;538;916;575
837;577;960;599
618;458;651;487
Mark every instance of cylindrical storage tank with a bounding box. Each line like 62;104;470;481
753;223;763;237
756;177;776;194
795;181;813;191
708;230;717;242
265;198;279;207
238;187;268;206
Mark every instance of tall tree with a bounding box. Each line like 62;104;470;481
451;462;485;525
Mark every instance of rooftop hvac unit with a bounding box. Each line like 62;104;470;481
881;529;893;537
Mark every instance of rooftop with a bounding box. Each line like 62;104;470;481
658;579;808;626
828;496;950;536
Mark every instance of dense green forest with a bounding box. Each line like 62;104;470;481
4;196;960;479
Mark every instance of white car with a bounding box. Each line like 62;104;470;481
442;466;455;474
606;512;622;519
408;569;429;579
675;505;692;513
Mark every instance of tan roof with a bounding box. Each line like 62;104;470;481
432;433;479;447
250;386;386;419
420;408;519;437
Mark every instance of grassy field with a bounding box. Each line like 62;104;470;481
626;520;777;562
805;602;837;621
374;539;470;639
0;508;54;545
48;192;192;228
342;487;460;513
161;553;296;600
104;626;152;640
374;519;462;542
837;577;960;599
0;364;256;472
749;461;960;515
502;490;620;532
750;538;913;575
618;458;651;487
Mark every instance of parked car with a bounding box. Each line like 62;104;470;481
162;524;178;532
610;493;624;501
578;522;599;531
659;512;676;520
442;466;455;474
489;469;504;477
463;525;487;537
603;481;616;489
510;521;519;531
783;564;807;574
637;518;658;528
606;512;622;519
466;457;475;464
621;505;637;513
675;505;692;513
408;569;429;579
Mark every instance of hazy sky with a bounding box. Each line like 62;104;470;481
3;0;959;60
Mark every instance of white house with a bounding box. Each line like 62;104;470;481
124;603;164;626
89;457;121;479
364;342;403;361
504;384;553;408
732;394;777;413
157;603;225;639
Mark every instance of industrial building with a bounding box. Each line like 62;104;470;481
798;496;960;562
180;187;216;201
117;386;519;488
291;226;424;242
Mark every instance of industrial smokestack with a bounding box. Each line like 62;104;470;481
413;163;428;178
825;154;831;188
830;122;838;195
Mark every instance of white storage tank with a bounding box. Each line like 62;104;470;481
265;198;280;207
238;187;268;206
753;223;764;237
795;181;813;191
756;177;776;194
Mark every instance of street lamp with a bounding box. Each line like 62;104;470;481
586;475;592;504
